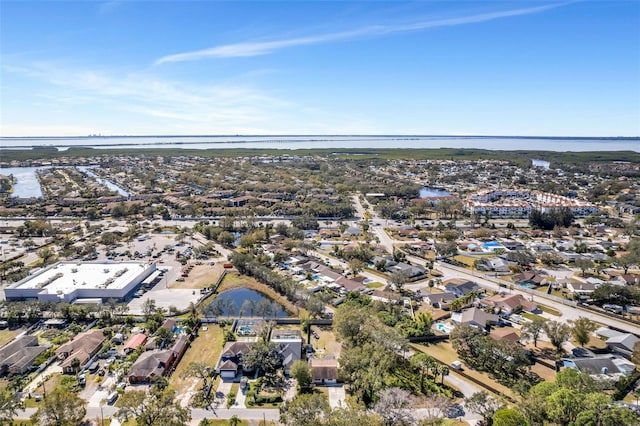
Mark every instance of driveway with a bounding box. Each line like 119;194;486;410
214;379;234;405
326;384;346;408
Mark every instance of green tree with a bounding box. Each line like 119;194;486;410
31;388;86;426
291;360;313;391
543;320;571;354
388;269;410;292
575;258;595;276
546;388;582;426
569;317;598;347
116;389;191;426
37;247;56;265
180;362;213;388
493;408;529;426
229;414;241;426
279;393;330;426
410;353;436;393
464;391;503;425
242;340;283;378
0;389;23;424
520;318;546;347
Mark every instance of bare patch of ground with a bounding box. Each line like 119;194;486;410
169;262;225;289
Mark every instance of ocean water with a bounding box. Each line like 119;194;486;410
0;135;638;152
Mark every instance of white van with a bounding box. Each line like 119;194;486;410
107;392;118;404
451;360;463;370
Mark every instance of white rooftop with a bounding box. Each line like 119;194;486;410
14;261;150;295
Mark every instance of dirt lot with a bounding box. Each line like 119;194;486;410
311;326;341;358
169;262;226;290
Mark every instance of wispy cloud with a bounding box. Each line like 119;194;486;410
1;63;295;135
155;2;572;64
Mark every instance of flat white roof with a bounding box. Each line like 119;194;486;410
13;261;151;296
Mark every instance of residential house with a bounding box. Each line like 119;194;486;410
336;276;366;293
271;329;302;375
613;274;640;286
444;279;479;298
563;355;636;381
43;319;67;329
489;328;520;342
422;291;457;309
216;341;255;379
128;336;188;383
310;356;338;384
515;271;547;287
605;334;640;360
451;307;499;330
480;257;510;273
481;293;538;314
566;281;598;299
319;228;341;238
342;226;361;237
502;241;525;251
128;350;174;383
558;252;584;263
160;319;177;333
56;330;106;374
390;262;426;279
123;334;148;354
0;335;48;375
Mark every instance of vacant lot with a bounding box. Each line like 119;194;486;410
170;324;225;399
311;326;341;358
170;262;225;290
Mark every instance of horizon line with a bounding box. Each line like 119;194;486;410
1;134;639;140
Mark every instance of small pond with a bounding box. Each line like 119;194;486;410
208;288;289;318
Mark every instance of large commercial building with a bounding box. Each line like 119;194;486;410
465;189;599;218
5;261;156;303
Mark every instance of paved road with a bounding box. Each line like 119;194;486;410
351;201;640;336
17;406;281;421
428;260;640;335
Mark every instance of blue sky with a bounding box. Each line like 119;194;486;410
1;0;639;137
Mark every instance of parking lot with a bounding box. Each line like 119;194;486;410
85;231;223;314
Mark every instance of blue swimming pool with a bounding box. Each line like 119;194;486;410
483;241;501;248
436;323;453;333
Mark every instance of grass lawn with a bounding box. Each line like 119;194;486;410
0;328;22;346
198;420;250;426
443;420;470;426
573;335;608;351
522;312;547;322
365;281;385;289
538;304;562;317
169;324;224;394
218;273;303;317
411;342;514;399
452;255;478;267
531;362;556;382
